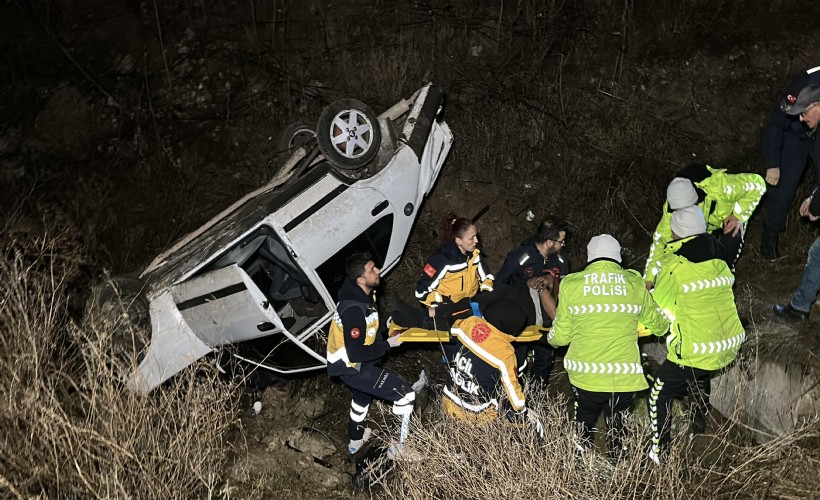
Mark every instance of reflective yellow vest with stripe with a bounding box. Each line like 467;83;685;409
652;239;745;371
644;166;765;283
549;260;670;392
326;302;380;373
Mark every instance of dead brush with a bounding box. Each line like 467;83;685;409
360;382;820;499
0;215;242;499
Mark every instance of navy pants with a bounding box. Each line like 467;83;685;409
515;342;555;387
339;363;412;440
762;131;812;235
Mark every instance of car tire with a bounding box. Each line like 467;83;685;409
277;119;317;155
316;99;381;170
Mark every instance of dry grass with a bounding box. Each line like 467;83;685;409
368;385;820;499
0;214;241;499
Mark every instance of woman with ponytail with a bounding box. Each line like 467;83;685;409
414;213;494;328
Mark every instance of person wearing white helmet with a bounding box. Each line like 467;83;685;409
647;207;745;463
549;234;669;457
643;164;765;289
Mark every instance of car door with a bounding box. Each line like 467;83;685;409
168;224;331;368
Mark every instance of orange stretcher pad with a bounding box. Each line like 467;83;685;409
390;322;653;342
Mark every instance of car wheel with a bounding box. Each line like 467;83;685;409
316;99;381;170
277;119;317;155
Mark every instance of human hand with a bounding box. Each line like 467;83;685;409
723;214;743;237
387;335;402;348
799;196;820;222
645;281;654;291
527;275;554;292
765;167;780;186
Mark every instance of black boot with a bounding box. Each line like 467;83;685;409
760;231;780;261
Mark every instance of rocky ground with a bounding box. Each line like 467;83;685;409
2;0;820;497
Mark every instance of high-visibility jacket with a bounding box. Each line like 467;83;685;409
549;259;670;393
652;236;745;371
644;166;765;283
415;242;493;307
444;316;525;415
326;279;389;377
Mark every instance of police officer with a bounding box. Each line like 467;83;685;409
415;213;494;329
644;164;765;288
761;66;820;260
549;235;669;456
647;207;745;464
326;253;414;454
496;216;570;386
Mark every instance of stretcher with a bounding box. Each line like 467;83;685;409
390;322;652;342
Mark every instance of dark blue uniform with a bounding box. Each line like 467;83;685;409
326;279;413;442
761;67;820;244
496;241;570;386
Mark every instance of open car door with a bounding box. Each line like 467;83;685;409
129;227;331;392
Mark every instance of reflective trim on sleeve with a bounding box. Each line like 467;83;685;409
691;331;746;355
681;276;734;293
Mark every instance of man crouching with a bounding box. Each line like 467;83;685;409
326;253;413;455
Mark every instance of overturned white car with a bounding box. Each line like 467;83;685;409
127;83;452;392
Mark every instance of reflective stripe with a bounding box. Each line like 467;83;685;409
350;402;369;422
681;276;734;293
691;332;746;355
394;391;416;406
648;376;665;457
563;359;643;375
392;393;416;416
528;288;543;327
567;303;642;315
474;254;494;283
415;261;470;299
326;346;350;365
334;310;377;324
351;401;369;413
452;327;526;410
443;386;496;413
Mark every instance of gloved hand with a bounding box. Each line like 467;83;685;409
765;167;780;186
636;322;652;337
526;408;545;440
387;335;402;348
